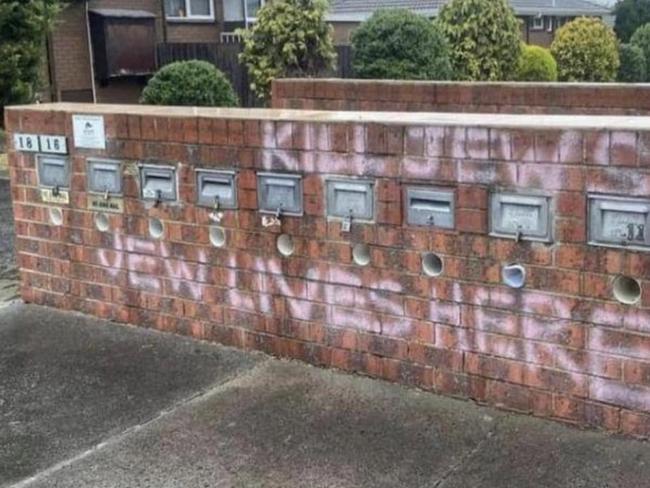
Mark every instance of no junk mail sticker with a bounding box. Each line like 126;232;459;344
73;114;106;149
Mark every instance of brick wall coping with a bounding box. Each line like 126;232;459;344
280;78;650;89
8;102;650;132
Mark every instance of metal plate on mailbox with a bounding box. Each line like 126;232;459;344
257;173;303;216
406;187;454;228
140;164;177;202
490;192;551;242
37;155;70;190
87;159;122;195
41;188;69;205
196;170;237;208
589;195;650;250
326;178;374;221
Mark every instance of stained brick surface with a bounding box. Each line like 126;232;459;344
6;103;650;438
272;80;650;116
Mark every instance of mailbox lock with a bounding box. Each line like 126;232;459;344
342;209;353;233
514;226;523;243
154;189;163;208
427;215;435;226
262;205;283;228
52;185;61;197
210;195;224;224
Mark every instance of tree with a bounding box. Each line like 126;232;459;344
141;61;238;107
351;9;453;80
550;17;619;82
238;0;336;101
0;0;62;121
615;0;650;43
618;43;647;82
516;44;557;82
631;23;650;81
437;0;521;81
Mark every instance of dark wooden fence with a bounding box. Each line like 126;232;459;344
157;43;354;107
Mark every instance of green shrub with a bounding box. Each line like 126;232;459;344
351;9;453;80
618;43;647;82
550;17;619;82
437;0;521;81
615;0;650;43
141;61;238;107
0;0;61;122
631;23;650;81
238;0;336;101
516;44;557;81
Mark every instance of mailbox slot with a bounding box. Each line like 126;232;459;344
37;155;70;189
196;170;237;208
87;159;122;195
326;178;374;220
140;164;177;202
257;173;303;216
589;195;650;250
406;187;454;228
490;192;551;242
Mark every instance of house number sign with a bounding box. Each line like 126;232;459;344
13;134;67;154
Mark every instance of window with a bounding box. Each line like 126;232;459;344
531;15;544;31
245;0;265;23
165;0;214;20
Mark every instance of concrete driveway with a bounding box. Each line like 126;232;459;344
1;303;650;488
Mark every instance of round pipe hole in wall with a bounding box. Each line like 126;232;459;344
94;213;110;232
277;234;295;257
352;243;371;267
422;252;444;277
148;218;164;240
209;226;227;248
48;207;63;226
613;276;642;305
502;263;526;289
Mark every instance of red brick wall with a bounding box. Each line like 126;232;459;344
272;79;650;116
6;103;650;438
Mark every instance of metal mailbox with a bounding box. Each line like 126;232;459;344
196;170;237;208
87;159;122;195
140;164;177;202
589;195;650;250
490;192;551;242
326;178;374;221
257;173;303;216
406;187;454;228
37;155;70;189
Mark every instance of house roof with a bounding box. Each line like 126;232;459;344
326;0;612;22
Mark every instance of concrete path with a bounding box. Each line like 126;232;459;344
1;304;649;488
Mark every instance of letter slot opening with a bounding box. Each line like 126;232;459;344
257;173;303;216
589;195;650;250
140;165;177;202
327;179;374;221
490;193;551;242
87;159;122;195
406;187;454;228
197;170;236;208
37;155;70;189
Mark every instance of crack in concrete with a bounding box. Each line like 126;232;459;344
432;416;502;488
4;359;273;488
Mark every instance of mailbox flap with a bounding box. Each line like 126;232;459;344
327;178;374;220
589;195;650;249
490;192;551;241
257;173;303;215
37;155;70;189
140;165;177;201
87;159;122;195
196;170;236;208
406;187;454;228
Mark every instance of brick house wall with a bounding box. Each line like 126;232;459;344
45;0;223;105
6;102;650;438
272;79;650;116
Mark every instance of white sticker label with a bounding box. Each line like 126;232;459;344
13;134;39;152
39;135;68;154
73;115;106;149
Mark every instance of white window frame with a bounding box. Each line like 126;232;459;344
531;15;544;31
244;0;265;26
166;0;215;21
